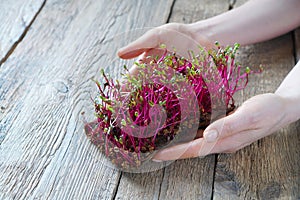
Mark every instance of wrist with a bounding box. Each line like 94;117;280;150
185;22;215;49
188;16;239;47
188;20;218;47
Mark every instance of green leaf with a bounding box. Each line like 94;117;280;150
160;43;166;49
246;67;251;74
100;68;105;76
159;100;167;106
149;101;154;107
134;111;139;117
121;119;127;126
107;105;114;113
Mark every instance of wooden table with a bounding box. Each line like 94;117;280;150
0;0;299;199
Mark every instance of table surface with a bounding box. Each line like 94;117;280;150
0;0;299;199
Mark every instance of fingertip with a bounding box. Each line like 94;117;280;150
117;47;126;58
117;47;131;59
117;49;146;59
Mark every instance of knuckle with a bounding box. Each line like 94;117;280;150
245;113;262;129
247;113;259;124
189;140;204;157
223;120;234;136
151;27;164;44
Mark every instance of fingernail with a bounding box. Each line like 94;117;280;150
152;159;163;162
204;130;218;142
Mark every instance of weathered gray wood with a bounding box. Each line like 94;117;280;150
111;0;231;192
233;0;248;7
1;0;299;199
213;1;300;199
112;1;176;199
295;28;300;61
157;1;230;199
0;0;45;65
169;0;231;23
114;171;164;200
0;0;174;199
159;158;215;200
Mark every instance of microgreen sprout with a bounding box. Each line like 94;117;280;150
84;43;260;170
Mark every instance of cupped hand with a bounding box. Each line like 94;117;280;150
117;23;213;61
152;93;290;161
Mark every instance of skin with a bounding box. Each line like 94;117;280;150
117;0;300;161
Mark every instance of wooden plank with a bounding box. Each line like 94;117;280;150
0;0;45;65
159;158;215;200
170;0;231;23
295;28;300;61
213;1;300;199
215;36;300;200
112;1;175;199
0;0;174;199
233;0;248;7
100;1;236;199
155;1;231;199
114;171;164;200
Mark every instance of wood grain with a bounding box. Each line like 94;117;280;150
213;1;300;199
115;1;232;199
169;0;231;23
1;0;299;199
155;1;231;199
0;0;45;65
0;0;174;199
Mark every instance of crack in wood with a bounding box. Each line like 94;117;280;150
154;1;176;199
111;172;122;200
229;0;237;10
292;31;298;64
0;0;47;67
210;154;218;200
111;1;177;199
157;167;166;200
166;0;176;24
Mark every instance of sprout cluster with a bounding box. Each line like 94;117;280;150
84;43;259;170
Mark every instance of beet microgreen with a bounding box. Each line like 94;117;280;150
84;43;260;170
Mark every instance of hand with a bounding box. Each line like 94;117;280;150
118;23;214;61
152;93;290;161
116;23;293;162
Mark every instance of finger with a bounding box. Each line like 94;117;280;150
118;25;207;59
118;29;159;59
152;127;262;162
152;129;217;161
203;105;257;143
207;129;262;155
152;138;205;161
152;128;259;162
118;48;150;59
120;48;166;90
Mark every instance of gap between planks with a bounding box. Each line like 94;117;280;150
112;1;240;199
0;0;47;67
112;1;176;199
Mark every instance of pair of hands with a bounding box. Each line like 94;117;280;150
117;23;289;161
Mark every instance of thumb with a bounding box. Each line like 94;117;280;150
203;105;255;143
